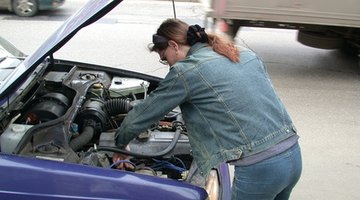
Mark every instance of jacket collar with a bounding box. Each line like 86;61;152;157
186;42;208;57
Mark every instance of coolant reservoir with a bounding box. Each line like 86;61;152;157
109;77;149;97
1;124;33;153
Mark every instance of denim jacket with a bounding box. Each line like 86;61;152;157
115;43;297;177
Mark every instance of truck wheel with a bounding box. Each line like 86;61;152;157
12;0;38;17
227;20;242;39
297;30;344;49
341;40;360;57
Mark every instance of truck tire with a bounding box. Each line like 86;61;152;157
341;40;360;56
297;30;344;49
227;20;242;39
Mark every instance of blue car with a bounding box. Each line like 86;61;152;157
0;0;65;17
0;0;231;199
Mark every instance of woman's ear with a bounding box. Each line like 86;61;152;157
168;40;178;50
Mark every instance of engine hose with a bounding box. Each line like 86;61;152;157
104;98;132;116
70;125;95;151
96;127;182;158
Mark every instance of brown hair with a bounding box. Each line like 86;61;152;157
149;19;240;62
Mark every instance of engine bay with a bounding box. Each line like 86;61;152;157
0;63;199;182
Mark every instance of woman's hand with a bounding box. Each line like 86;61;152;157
112;145;135;170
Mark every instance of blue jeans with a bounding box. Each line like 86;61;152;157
231;142;302;200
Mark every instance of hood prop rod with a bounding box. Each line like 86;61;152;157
172;0;177;19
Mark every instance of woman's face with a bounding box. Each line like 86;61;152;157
157;40;189;67
158;46;170;65
157;46;177;67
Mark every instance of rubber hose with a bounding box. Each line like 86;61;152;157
104;98;132;116
70;126;95;151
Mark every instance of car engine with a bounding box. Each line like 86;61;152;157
0;64;199;182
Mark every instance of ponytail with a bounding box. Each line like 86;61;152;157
186;24;239;62
150;19;240;63
208;34;240;62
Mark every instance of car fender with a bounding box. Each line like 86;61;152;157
0;153;208;200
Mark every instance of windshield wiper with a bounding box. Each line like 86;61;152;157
0;56;26;69
0;56;26;63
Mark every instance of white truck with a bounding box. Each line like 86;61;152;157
202;0;360;54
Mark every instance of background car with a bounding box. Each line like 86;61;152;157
0;0;65;17
0;0;231;199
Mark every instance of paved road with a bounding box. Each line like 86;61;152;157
1;0;360;199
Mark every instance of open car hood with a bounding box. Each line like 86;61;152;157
0;0;123;99
0;37;26;85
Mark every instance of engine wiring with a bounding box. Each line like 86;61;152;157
109;159;136;169
110;156;188;179
151;158;186;173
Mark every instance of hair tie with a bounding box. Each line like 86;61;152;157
187;24;208;46
152;34;168;44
